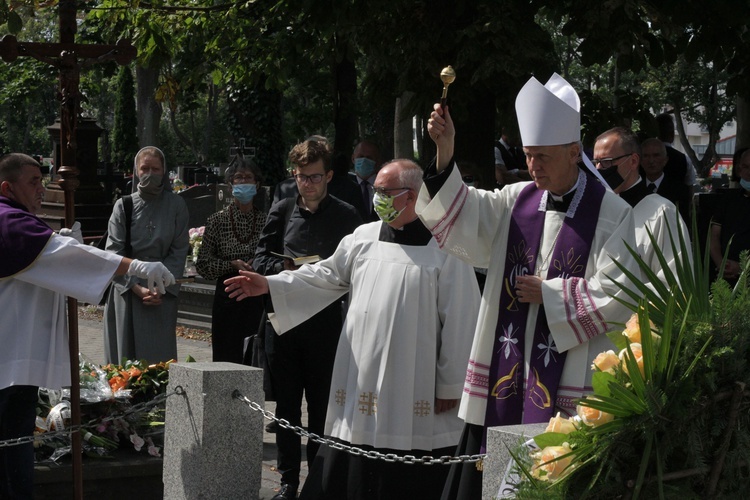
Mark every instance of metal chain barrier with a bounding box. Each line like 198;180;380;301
233;390;486;466
0;386;184;449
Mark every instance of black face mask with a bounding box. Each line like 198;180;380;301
599;166;624;190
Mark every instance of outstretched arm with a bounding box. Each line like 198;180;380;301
224;270;269;301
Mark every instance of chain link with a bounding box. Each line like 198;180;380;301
233;390;486;466
0;386;183;449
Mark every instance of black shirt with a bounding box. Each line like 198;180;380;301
378;217;433;246
253;194;362;275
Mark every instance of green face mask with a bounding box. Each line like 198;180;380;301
373;190;408;223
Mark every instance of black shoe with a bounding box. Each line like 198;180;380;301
265;420;279;433
271;483;298;500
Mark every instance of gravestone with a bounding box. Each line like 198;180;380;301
178;184;217;231
485;423;547;499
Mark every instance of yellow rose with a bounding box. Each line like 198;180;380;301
591;350;619;374
576;398;615;427
531;442;575;481
619;343;645;378
545;412;577;434
622;313;657;344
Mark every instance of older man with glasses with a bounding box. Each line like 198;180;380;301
252;139;362;500
417;74;639;499
226;159;479;499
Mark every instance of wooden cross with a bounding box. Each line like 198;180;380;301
0;3;135;498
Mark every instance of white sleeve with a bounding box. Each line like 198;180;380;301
14;235;122;304
541;201;638;353
494;146;505;166
267;234;353;333
416;163;524;269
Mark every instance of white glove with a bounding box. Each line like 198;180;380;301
126;259;176;295
59;221;83;244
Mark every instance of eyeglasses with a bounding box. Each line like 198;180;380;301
293;173;325;184
232;175;256;184
461;175;475;183
592;153;632;169
373;186;411;196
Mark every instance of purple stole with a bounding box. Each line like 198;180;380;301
482;174;604;442
0;196;53;278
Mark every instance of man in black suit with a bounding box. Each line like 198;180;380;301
655;113;697;187
349;139;383;221
641;137;692;225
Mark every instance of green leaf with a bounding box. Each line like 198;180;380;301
592;371;617;398
638;305;655;382
7;10;22;34
606;330;628;352
211;69;222;86
534;431;570;449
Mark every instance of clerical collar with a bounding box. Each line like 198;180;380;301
546;177;581;212
378;217;432;246
548;178;579;202
620;178;651;208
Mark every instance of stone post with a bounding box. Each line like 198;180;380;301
163;362;264;499
484;423;547;499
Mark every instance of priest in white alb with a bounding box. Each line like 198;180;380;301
225;159;480;499
416;74;638;499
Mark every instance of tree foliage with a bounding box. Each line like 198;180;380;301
1;0;749;175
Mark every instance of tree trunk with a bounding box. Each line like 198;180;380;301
201;83;219;162
136;64;162;148
332;35;357;158
394;92;415;159
169;107;200;163
673;108;699;171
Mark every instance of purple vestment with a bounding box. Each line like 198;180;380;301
0;196;53;278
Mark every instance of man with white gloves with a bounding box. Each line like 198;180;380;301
0;153;174;498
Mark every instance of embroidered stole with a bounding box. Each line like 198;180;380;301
482;173;604;442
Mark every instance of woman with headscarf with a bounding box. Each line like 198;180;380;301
104;146;190;364
196;157;267;362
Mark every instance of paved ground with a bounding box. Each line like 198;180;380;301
76;309;308;499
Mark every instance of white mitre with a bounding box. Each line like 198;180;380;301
515;73;608;187
516;73;580;147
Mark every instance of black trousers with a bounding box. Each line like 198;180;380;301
268;301;342;487
211;274;265;364
0;385;37;500
440;423;483;500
